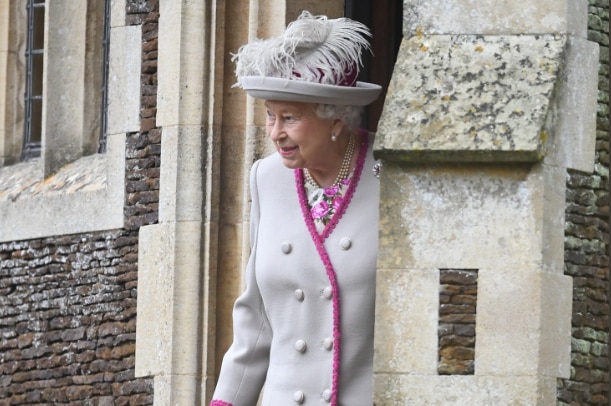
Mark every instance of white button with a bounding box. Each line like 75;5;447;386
294;289;304;301
322;286;333;299
339;237;352;250
281;241;292;254
294;339;307;353
322;337;333;350
293;390;305;403
322;389;332;402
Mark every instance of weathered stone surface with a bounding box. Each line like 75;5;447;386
374;374;559;405
0;2;26;166
43;1;97;175
546;36;600;173
377;162;566;272
476;268;572;378
403;0;588;38
0;134;125;242
374;268;439;374
107;25;142;136
158;125;204;223
375;34;565;163
134;223;174;378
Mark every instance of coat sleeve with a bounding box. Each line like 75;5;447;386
210;159;272;406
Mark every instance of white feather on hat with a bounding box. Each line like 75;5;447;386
232;11;382;106
233;11;371;85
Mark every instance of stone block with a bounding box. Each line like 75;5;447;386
157;0;207;127
374;268;439;374
110;0;127;27
476;268;572;377
373;374;558;405
151;374;202;406
107;25;142;135
135;221;204;379
403;0;588;37
0;5;8;53
152;375;171;406
375;34;565;163
215;222;247;356
43;1;88;173
135;223;173;377
377;162;566;272
158;125;204;223
545;36;599;173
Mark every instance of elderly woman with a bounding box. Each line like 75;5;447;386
211;11;382;406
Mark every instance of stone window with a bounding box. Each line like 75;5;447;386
1;1;108;173
0;0;141;242
22;0;45;160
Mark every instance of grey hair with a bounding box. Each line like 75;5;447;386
314;104;364;132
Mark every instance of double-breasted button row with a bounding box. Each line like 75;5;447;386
293;287;333;301
294;337;332;353
292;389;332;404
291;337;332;403
280;238;353;254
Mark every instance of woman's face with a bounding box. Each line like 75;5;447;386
264;100;342;171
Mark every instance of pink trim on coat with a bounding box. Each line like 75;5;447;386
210;400;233;406
294;131;368;406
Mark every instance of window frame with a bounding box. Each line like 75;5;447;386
22;0;45;161
2;0;111;172
0;0;137;243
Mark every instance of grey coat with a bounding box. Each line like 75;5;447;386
212;136;379;406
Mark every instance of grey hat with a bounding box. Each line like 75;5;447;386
232;11;382;106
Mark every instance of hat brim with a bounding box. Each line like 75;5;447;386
240;76;382;106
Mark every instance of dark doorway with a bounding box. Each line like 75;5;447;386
346;0;403;132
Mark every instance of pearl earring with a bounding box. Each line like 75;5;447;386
331;133;337;142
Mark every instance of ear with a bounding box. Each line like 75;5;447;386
332;119;346;136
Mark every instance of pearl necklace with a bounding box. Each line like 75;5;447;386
304;134;355;188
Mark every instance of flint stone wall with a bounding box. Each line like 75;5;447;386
557;1;609;404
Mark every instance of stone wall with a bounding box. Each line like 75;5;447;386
0;0;608;405
0;232;151;405
558;0;610;404
0;0;159;404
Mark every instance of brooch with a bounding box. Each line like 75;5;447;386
372;162;382;179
